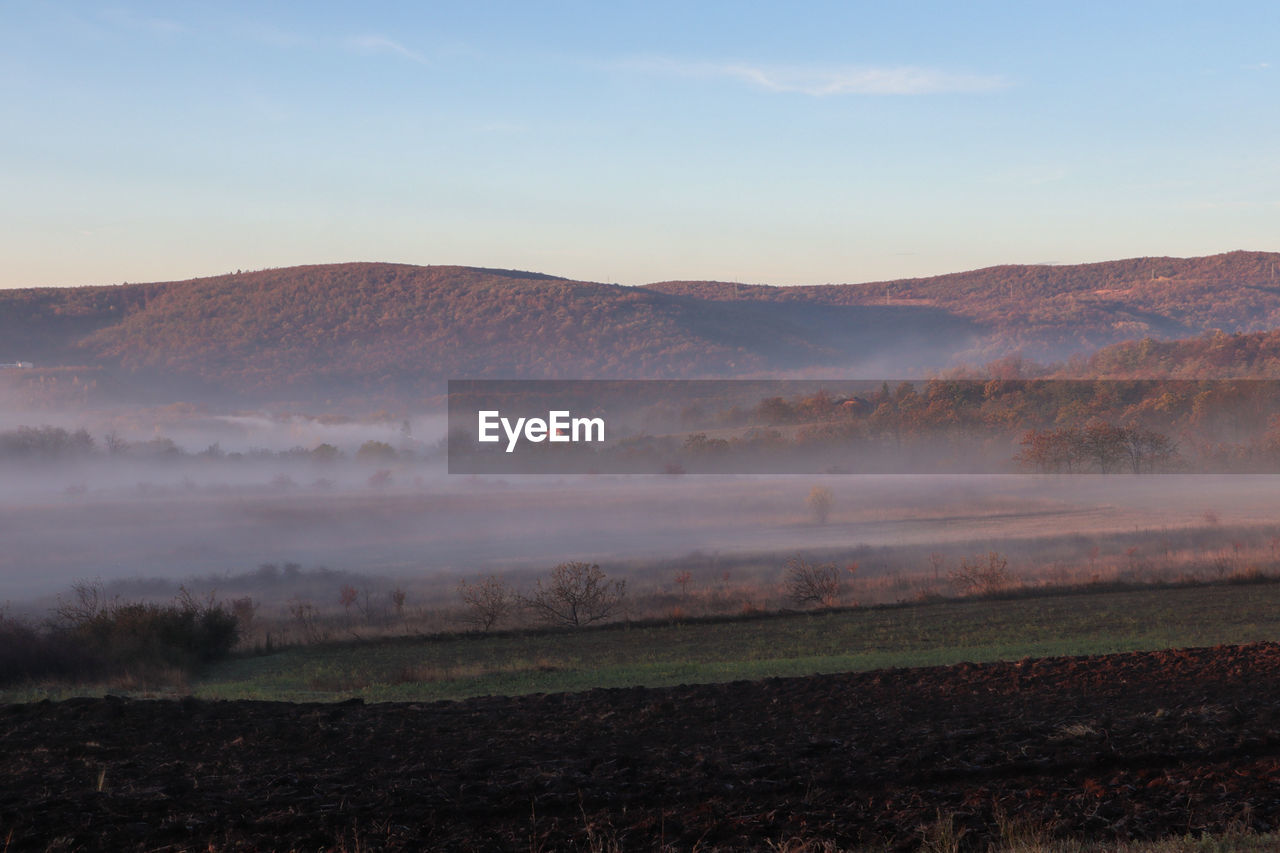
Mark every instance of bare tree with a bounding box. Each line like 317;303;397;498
338;583;358;625
356;585;374;625
1121;426;1179;473
104;431;129;457
457;575;515;631
522;562;626;627
784;556;841;607
53;579;113;626
288;598;325;643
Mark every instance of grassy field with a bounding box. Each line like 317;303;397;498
178;581;1280;702
7;580;1280;704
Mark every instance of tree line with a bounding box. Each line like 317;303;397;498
1015;422;1179;473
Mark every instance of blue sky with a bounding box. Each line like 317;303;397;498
2;1;1277;288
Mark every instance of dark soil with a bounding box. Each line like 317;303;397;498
5;643;1280;851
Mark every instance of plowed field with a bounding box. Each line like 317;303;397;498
5;643;1280;851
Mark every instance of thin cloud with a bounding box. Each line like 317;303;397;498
630;58;1007;96
346;35;428;65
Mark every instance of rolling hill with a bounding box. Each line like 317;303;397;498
0;264;977;403
646;250;1280;361
2;251;1279;404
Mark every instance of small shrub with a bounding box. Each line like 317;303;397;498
948;552;1015;597
2;582;243;686
65;587;239;670
0;611;99;685
785;556;841;607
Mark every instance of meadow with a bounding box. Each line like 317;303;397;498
9;577;1278;706
191;578;1280;703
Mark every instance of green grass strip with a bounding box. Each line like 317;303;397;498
8;582;1280;703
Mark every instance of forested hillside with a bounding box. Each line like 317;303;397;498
4;251;1280;405
0;264;976;402
647;251;1280;360
1083;329;1280;377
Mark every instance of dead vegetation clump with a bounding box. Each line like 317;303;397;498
784;556;843;607
949;552;1016;597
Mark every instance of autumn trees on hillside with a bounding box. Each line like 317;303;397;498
649;252;1280;360
9;253;1280;403
664;379;1229;473
1016;422;1179;473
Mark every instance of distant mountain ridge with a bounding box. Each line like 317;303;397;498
1;251;1277;403
0;263;977;402
646;250;1280;359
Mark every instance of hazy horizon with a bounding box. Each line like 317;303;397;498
3;248;1274;293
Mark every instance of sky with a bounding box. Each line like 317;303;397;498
1;1;1277;289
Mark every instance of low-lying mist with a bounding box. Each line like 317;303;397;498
4;404;1280;619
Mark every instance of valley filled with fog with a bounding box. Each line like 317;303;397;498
4;403;1277;614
